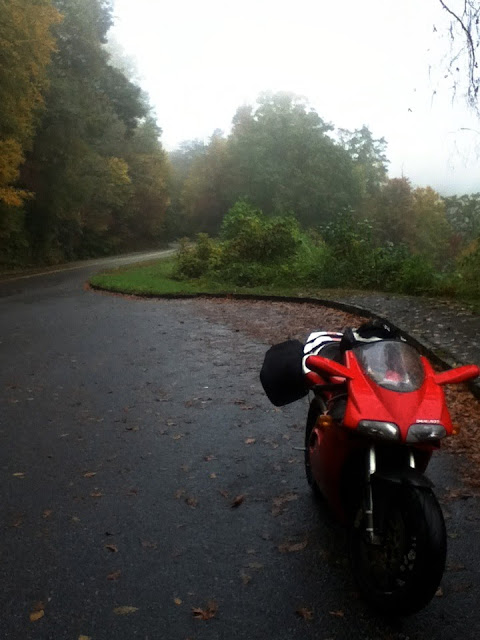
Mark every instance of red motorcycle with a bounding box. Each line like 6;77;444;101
261;321;479;615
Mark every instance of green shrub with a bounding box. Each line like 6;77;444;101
392;254;436;295
454;239;480;298
174;234;220;279
220;200;300;264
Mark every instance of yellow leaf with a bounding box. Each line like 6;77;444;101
113;606;138;615
29;610;44;622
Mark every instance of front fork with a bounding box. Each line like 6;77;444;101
364;444;416;544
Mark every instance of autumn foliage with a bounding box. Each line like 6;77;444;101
0;0;170;266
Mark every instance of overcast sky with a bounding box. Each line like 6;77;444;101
110;0;480;195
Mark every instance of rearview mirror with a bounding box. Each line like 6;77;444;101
434;364;480;386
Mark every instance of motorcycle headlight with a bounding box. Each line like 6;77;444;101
358;420;400;442
406;423;447;443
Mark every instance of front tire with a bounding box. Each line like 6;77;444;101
350;483;446;616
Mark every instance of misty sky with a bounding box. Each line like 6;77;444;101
110;0;480;195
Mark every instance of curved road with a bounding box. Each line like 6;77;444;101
0;253;479;639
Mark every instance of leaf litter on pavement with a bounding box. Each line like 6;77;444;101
192;600;218;620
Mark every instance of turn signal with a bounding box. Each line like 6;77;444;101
316;415;333;429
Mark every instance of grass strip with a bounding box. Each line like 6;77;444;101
89;257;330;298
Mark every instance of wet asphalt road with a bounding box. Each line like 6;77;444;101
1;255;480;640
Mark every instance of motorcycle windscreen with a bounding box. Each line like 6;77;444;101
353;341;425;392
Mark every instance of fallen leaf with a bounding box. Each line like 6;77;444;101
192;600;218;620
113;606;138;615
172;433;184;440
78;636;92;640
174;489;186;499
204;455;216;462
90;491;103;498
278;539;308;553
219;490;229;499
240;571;252;585
141;540;157;549
185;497;198;508
105;544;118;553
83;471;97;478
107;570;121;581
272;492;299;517
231;495;245;508
125;426;139;432
13;472;25;478
248;562;264;570
29;610;44;622
244;438;256;445
296;607;314;620
329;610;345;617
435;587;444;597
174;598;182;606
11;516;23;528
42;510;53;519
71;516;80;523
210;473;217;479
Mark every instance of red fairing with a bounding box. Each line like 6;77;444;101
342;352;453;439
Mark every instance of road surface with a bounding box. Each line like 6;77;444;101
0;252;479;639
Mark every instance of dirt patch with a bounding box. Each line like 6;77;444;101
191;297;480;489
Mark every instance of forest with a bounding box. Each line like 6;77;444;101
1;0;479;299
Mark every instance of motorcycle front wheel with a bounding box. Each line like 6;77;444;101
349;483;446;616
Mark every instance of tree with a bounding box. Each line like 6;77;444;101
123;117;171;245
226;92;359;227
0;0;61;207
338;126;389;199
437;1;480;113
411;186;451;262
371;177;416;247
179;130;230;234
20;0;154;261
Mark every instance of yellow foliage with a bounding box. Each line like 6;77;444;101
107;157;131;186
0;139;24;186
0;0;62;202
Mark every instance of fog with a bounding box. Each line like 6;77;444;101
110;0;480;195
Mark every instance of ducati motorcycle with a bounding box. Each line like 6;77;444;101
261;324;479;615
